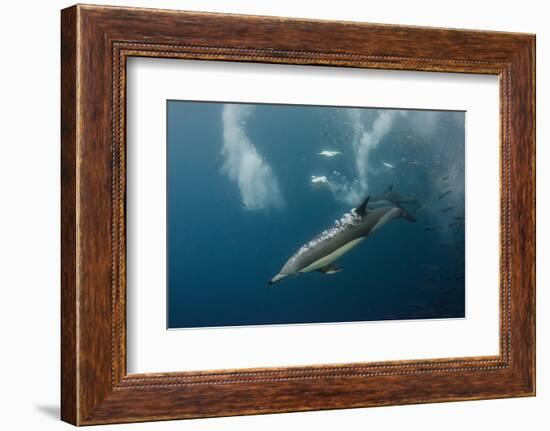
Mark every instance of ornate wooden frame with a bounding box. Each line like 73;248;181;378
61;4;535;425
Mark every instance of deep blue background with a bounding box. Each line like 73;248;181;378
167;101;465;328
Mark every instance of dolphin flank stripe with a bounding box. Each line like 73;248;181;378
300;238;365;273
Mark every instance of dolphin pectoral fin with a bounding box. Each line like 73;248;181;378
317;263;343;275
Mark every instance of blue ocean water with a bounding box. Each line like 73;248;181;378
167;100;465;329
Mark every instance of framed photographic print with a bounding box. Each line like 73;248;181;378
61;4;535;425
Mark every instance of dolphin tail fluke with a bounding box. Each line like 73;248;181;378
401;207;417;222
269;273;288;286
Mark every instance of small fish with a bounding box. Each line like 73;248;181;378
441;176;449;182
382;161;395;168
424;226;443;231
318;150;341;157
442;206;455;213
438;190;452;199
452;216;465;221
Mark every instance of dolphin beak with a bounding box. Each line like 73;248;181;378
269;273;288;286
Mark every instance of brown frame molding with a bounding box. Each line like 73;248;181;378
61;4;535;425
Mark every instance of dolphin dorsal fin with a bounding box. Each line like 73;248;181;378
355;196;370;217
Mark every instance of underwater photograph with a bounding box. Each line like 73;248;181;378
167;100;465;329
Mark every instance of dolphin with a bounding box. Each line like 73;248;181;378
269;197;416;285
